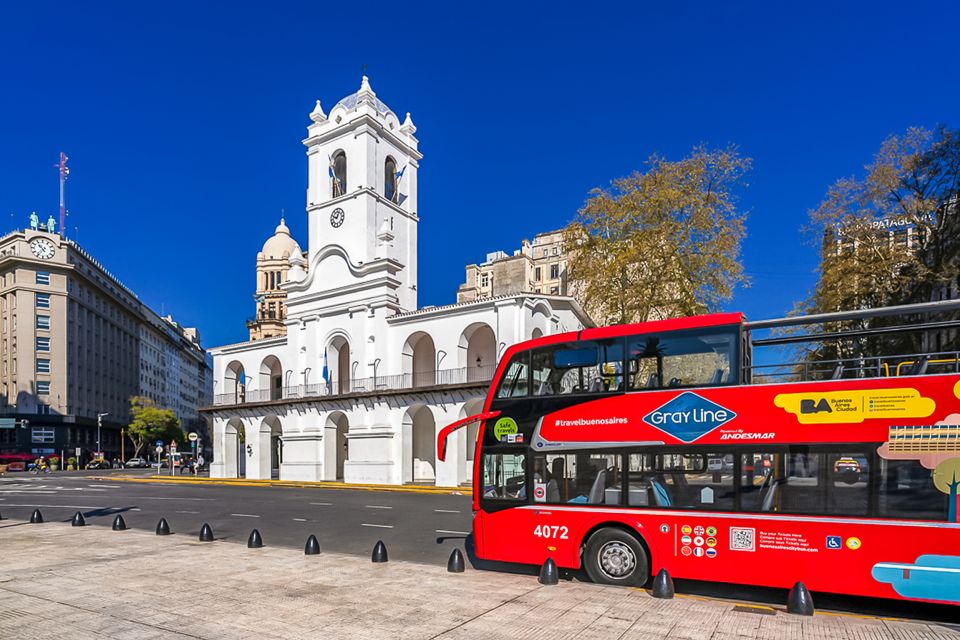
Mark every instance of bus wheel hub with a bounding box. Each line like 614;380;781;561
599;542;635;577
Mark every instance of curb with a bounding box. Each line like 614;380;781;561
88;475;469;495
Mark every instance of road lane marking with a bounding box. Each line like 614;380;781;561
176;510;199;514
365;505;392;509
230;513;260;518
85;488;107;492
91;484;120;488
309;502;332;506
434;509;461;513
436;529;470;535
131;508;141;511
361;523;393;528
292;518;307;522
142;497;215;501
0;503;105;509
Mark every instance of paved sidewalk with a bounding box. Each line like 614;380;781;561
0;520;957;640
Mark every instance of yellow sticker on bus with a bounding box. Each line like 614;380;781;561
774;388;935;424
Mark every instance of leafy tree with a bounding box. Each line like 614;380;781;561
799;126;960;367
127;396;183;458
564;145;750;325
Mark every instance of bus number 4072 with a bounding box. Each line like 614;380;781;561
534;524;569;539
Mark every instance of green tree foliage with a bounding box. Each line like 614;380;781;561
127;396;183;458
800;126;960;366
564;145;750;325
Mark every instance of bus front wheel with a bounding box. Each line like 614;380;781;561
583;528;649;587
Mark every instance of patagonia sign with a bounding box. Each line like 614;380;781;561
642;392;736;442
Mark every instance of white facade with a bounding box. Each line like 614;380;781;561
206;77;591;485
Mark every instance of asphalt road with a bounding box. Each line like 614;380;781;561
1;472;956;624
0;473;472;566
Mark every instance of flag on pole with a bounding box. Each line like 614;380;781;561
395;164;407;182
321;351;329;383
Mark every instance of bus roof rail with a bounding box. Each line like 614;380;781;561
744;299;960;331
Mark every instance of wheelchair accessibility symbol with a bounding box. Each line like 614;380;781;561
826;535;842;550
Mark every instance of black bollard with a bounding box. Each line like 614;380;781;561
447;548;465;573
304;534;321;555
199;523;214;542
112;514;127;531
371;540;388;563
30;509;43;524
651;568;674;599
787;581;815;616
247;529;263;548
156;517;171;536
538;558;559;585
71;511;86;527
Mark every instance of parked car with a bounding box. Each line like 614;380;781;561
124;457;149;468
85;459;111;470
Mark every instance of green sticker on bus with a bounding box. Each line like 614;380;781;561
494;417;519;439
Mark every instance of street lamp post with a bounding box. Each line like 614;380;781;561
97;413;109;460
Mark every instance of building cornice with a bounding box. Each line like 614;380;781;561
303;114;423;161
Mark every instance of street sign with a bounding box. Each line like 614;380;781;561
155;445;164;454
155;440;164;446
170;440;178;451
75;447;81;457
0;418;14;429
188;432;198;442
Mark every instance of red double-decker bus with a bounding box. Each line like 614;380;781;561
438;301;960;605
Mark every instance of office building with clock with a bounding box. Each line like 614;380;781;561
204;76;591;486
0;226;212;462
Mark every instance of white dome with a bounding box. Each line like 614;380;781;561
261;219;302;259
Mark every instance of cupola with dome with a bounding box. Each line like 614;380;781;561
248;218;306;341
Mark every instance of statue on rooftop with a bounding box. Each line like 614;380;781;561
29;211;38;230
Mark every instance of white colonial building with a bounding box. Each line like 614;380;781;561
205;77;591;486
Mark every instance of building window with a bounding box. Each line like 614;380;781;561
36;271;50;285
384;156;398;203
36;337;50;352
31;426;55;443
36;315;50;330
332;151;347;197
37;404;51;415
36;358;50;373
535;267;542;281
36;293;50;309
36;381;50;395
480;273;490;288
550;264;559;279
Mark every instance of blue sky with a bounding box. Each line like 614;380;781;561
1;1;958;348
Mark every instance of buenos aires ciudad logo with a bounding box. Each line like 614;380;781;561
642;392;736;442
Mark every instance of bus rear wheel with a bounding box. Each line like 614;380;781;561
583;528;649;587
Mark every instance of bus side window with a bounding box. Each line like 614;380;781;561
534;452;621;505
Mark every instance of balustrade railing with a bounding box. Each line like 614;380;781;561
213;364;497;406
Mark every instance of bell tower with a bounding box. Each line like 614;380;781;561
301;76;421;311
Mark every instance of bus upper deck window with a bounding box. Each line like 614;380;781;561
532;340;624;396
496;353;530;398
627;326;738;390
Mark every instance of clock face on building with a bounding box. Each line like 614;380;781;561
330;208;345;228
30;238;56;260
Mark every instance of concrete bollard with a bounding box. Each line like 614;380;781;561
112;514;127;531
371;540;388;563
651;568;674;599
199;523;214;542
447;548;465;573
538;558;559;585
304;535;321;555
247;529;263;548
71;511;86;527
30;509;43;524
787;581;815;616
156;517;171;536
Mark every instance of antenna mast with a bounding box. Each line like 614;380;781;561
57;152;69;236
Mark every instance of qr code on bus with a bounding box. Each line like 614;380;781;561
730;527;755;552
